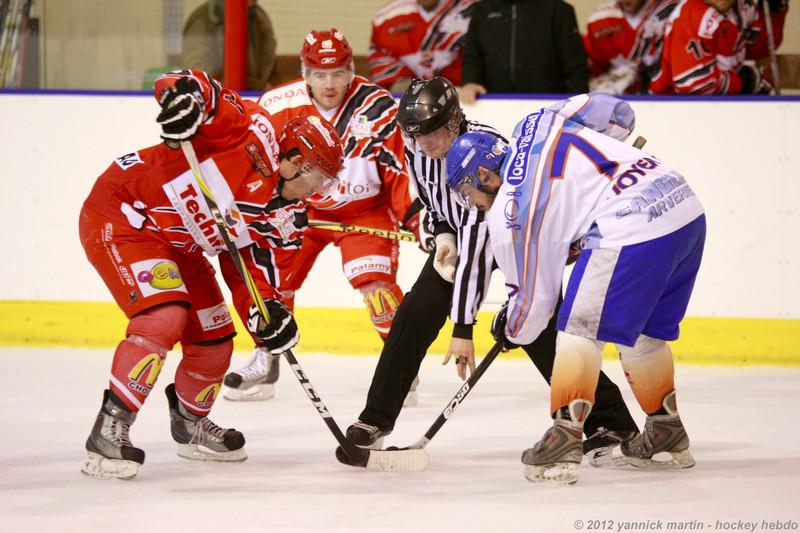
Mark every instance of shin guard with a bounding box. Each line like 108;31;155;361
109;304;188;412
360;282;404;338
618;335;675;414
550;332;604;416
174;338;234;416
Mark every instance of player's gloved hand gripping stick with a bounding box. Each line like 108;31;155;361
180;140;428;472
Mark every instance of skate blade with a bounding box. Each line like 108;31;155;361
81;452;139;480
625;448;695;470
222;383;275;402
366;449;430;472
176;444;248;462
402;391;418;408
523;462;579;485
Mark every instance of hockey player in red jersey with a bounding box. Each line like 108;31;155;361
584;0;680;93
650;0;788;94
223;29;423;403
79;69;343;480
368;0;478;92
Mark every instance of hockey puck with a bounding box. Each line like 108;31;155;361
385;446;400;451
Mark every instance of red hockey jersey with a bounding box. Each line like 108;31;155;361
83;70;298;303
650;0;785;94
258;75;412;222
584;0;679;93
368;0;478;89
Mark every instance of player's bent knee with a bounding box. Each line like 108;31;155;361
126;303;190;353
181;338;235;379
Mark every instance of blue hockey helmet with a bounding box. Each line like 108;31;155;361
445;131;508;207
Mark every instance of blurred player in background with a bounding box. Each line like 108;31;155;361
224;29;424;404
79;69;343;479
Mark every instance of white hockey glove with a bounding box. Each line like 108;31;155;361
246;299;299;354
156;77;205;142
433;233;457;282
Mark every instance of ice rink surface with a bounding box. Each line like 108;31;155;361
1;347;798;533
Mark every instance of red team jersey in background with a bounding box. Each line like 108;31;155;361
650;0;786;94
584;0;679;92
258;75;413;333
368;0;478;89
82;71;295;339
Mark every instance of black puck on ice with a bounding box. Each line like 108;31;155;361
385;446;400;451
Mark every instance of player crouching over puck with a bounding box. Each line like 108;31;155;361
445;93;704;484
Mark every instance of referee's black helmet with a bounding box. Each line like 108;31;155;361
397;77;463;137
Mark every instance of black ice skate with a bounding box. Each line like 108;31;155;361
81;389;145;480
346;420;391;450
165;383;247;462
521;399;591;485
583;427;639;467
223;346;280;401
621;391;695;469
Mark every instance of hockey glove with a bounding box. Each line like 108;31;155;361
433;233;457;282
246;299;299;354
156;77;205;142
491;302;517;351
737;61;763;95
566;240;582;266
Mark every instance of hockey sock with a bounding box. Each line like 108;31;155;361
174;338;234;416
360;282;404;338
550;332;604;415
109;304;188;412
618;335;676;414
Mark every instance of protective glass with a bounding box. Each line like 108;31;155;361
297;161;339;196
451;174;485;209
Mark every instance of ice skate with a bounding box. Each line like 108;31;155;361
165;383;247;462
81;390;145;480
521;400;591;485
621;392;694;469
583;427;639;467
223;346;280;401
346;420;391;450
403;376;420;407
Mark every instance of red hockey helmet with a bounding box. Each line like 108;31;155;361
279;113;344;179
300;29;353;70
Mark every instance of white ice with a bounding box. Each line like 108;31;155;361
1;347;798;533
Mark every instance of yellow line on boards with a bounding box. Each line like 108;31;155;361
0;301;798;366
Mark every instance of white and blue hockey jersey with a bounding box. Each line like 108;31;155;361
489;93;705;345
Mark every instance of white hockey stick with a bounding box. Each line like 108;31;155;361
180;141;428;472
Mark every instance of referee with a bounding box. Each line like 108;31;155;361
346;77;639;461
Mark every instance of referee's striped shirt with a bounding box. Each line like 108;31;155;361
404;120;506;331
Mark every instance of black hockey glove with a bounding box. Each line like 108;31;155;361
247;299;299;354
156;77;205;142
491;302;517;351
737;62;762;95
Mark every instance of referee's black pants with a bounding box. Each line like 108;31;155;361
358;250;639;436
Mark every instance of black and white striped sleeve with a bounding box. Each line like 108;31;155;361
451;207;494;336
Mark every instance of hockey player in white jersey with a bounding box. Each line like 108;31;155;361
445;93;705;484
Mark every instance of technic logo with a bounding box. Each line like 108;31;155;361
131;259;187;297
507;112;541;187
